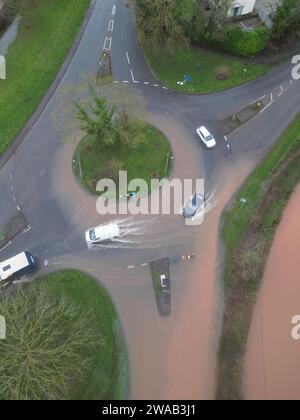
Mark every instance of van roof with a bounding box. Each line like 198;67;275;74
0;252;29;281
94;223;120;241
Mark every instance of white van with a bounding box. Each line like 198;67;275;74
85;222;121;245
0;252;37;282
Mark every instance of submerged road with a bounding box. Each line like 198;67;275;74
0;0;299;399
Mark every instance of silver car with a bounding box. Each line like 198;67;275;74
183;193;205;219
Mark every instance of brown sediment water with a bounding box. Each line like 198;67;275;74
245;184;300;400
52;113;257;400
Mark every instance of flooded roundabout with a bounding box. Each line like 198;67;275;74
39;105;262;400
245;184;300;400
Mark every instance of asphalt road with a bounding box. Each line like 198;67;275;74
0;0;299;399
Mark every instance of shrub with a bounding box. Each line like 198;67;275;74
271;0;300;44
222;26;269;57
192;26;269;57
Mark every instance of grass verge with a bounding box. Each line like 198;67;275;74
73;123;172;195
143;46;270;94
38;270;128;400
0;0;90;155
216;114;300;400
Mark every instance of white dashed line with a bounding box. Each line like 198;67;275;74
112;5;116;15
126;51;130;65
23;225;31;234
250;95;266;105
108;19;114;32
103;36;112;51
0;241;12;252
113;80;168;91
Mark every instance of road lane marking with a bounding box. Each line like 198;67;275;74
0;241;12;252
23;225;31;234
250;95;266;105
260;100;273;113
103;36;112;51
126;51;130;65
130;69;136;83
112;5;116;15
108;19;114;32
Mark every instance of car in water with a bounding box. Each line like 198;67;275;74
196;126;216;149
85;222;121;246
182;193;205;219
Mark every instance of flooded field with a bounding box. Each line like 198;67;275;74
245;184;300;400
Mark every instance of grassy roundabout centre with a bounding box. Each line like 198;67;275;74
73;123;173;195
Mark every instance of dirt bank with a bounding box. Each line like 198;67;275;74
245;184;300;400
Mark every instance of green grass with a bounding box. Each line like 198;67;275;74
0;0;90;155
222;114;300;261
37;270;128;400
73;123;172;194
143;46;270;94
217;114;300;400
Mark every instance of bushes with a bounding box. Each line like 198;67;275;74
222;26;269;56
194;26;269;57
270;0;300;44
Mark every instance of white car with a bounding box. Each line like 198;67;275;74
85;222;120;245
196;126;216;149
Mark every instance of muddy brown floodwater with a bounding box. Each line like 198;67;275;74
245;184;300;400
51;111;257;400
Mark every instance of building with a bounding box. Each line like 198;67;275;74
255;0;283;27
228;0;256;17
228;0;282;27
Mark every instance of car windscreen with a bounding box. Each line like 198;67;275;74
205;134;213;141
89;230;96;241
